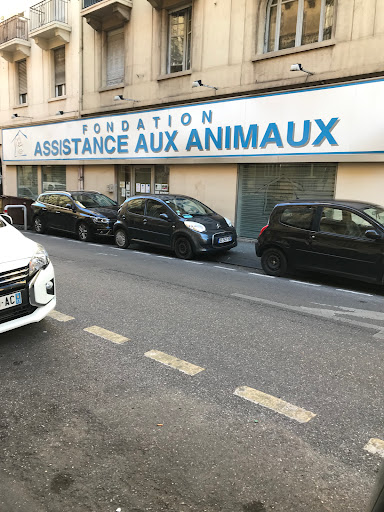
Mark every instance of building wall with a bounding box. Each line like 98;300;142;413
84;165;115;197
0;0;80;128
170;164;237;222
336;163;384;207
80;0;384;117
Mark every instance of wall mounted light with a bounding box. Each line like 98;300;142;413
290;63;314;75
11;113;32;119
192;79;218;90
114;95;139;102
55;110;78;115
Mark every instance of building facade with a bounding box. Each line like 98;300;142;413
1;0;384;238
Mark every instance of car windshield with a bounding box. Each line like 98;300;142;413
164;197;213;217
71;193;117;208
363;206;384;226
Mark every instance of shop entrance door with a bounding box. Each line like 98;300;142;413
117;165;132;205
134;167;152;195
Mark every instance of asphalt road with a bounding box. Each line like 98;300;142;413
1;231;383;512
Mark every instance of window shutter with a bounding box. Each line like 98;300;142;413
18;60;27;94
54;47;65;86
106;30;124;86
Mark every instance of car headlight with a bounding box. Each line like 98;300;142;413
29;244;50;276
225;217;233;227
184;221;206;233
92;217;109;224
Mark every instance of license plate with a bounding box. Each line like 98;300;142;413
218;236;232;244
0;292;22;311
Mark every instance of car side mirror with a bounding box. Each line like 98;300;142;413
159;213;170;221
365;229;381;240
66;203;75;211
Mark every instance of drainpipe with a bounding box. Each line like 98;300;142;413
78;0;84;191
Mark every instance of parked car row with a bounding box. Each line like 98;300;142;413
29;191;384;286
31;191;237;259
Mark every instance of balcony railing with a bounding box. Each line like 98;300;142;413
30;0;68;32
83;0;103;8
0;16;28;45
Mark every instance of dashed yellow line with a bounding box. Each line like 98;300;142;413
47;310;74;322
144;350;204;376
234;386;316;423
364;438;384;457
84;326;129;344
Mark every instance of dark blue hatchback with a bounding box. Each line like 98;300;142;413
113;194;237;259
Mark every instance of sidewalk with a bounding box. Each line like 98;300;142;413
214;239;261;270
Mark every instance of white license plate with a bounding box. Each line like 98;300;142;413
218;236;232;244
0;292;22;311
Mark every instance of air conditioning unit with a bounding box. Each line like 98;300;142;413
107;184;114;193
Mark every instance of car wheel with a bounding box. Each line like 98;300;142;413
115;228;130;249
174;236;194;259
77;222;93;242
261;247;287;277
33;216;46;234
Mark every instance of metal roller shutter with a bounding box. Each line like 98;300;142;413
106;29;124;86
18;60;27;95
236;163;337;239
54;47;65;87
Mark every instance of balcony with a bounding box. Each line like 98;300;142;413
81;0;132;32
0;16;31;62
29;0;71;50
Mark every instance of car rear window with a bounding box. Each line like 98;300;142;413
280;206;315;230
125;198;145;215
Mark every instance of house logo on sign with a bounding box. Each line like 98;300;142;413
12;130;28;157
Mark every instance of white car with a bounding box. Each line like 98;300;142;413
0;214;56;334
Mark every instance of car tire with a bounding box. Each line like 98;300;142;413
115;228;130;249
33;216;46;234
174;236;194;259
77;222;93;242
261;247;287;277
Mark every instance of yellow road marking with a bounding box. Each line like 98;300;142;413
364;438;384;457
48;310;74;322
144;350;204;376
234;386;316;423
84;326;129;344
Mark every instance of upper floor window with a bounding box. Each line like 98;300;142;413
167;5;192;74
265;0;334;53
54;46;66;97
17;60;27;104
106;28;125;86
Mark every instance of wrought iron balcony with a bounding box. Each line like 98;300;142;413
0;16;31;62
81;0;132;31
30;0;68;31
29;0;71;49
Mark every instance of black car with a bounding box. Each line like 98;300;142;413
114;194;237;259
255;199;384;284
31;191;119;241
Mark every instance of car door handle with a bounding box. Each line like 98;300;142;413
143;218;148;224
310;234;316;239
55;211;61;214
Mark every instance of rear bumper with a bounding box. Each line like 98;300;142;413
255;240;262;257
